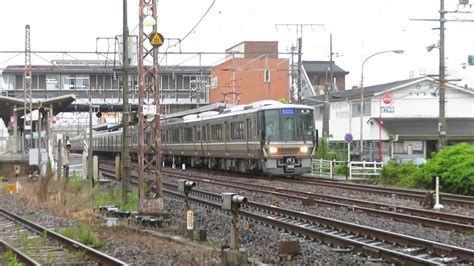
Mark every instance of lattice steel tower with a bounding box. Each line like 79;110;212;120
137;0;163;212
23;25;33;154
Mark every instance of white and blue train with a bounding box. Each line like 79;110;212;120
71;100;318;176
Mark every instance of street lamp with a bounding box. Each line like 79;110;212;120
360;50;403;160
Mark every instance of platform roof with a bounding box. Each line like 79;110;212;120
0;94;76;127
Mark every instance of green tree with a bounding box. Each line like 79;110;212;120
277;98;288;104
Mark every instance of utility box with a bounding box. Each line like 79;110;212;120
222;193;247;210
460;0;469;5
222;193;236;210
29;148;47;166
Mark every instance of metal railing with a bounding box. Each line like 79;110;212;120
311;159;346;179
311;159;383;180
349;161;383;179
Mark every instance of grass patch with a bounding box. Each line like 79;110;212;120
93;187;138;212
58;223;104;249
2;249;23;266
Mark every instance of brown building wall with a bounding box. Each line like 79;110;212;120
243;42;278;59
308;73;346;91
210;58;289;104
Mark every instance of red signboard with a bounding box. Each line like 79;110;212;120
382;92;394;105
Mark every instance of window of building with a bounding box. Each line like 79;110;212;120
264;69;271;83
210;76;218;89
211;124;223;141
231;121;245;140
62;75;90;90
351;100;371;117
46;75;60;90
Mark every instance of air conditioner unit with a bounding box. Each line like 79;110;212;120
459;0;469;5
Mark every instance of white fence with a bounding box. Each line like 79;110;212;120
311;159;383;180
311;159;346;179
348;161;383;179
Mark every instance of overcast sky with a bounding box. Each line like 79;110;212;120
1;0;474;89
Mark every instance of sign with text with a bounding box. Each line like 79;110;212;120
381;106;395;113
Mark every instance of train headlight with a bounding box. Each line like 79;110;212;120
299;146;309;153
269;146;278;154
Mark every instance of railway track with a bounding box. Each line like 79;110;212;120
164;183;474;265
0;208;127;265
162;169;474;233
290;177;474;208
97;165;474;263
100;158;474;208
98;163;474;232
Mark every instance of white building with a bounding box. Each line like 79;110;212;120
303;76;474;162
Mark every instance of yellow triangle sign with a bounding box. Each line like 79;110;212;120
151;33;163;45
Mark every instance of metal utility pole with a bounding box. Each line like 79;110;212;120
438;0;447;149
297;37;302;104
410;0;474;150
121;0;131;203
138;0;163;213
23;25;32;155
275;23;324;103
322;34;332;139
88;100;94;187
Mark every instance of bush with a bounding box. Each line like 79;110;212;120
380;143;474;196
380;160;420;186
416;143;474;195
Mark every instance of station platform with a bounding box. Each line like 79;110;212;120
0;153;28;177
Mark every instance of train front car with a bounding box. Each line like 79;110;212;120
259;104;317;176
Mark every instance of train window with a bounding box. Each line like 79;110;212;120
231;121;245;140
172;128;180;142
195;127;201;141
211;124;222;141
132;131;137;144
202;126;207;141
264;110;281;140
297;108;315;141
183;127;193;142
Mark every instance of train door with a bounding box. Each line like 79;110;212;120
199;125;205;157
246;118;252;155
224;121;228;157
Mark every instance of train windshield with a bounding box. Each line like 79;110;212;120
263;108;314;141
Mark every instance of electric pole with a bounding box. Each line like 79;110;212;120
122;0;131;203
322;34;332;139
411;0;474;150
23;25;32;155
438;0;447;149
275;24;324;103
297;37;302;104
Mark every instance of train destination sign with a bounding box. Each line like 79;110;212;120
149;31;164;48
281;108;295;115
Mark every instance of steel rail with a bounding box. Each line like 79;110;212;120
163;185;474;264
0;240;41;266
163;171;474;232
0;208;128;266
292;178;474;207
